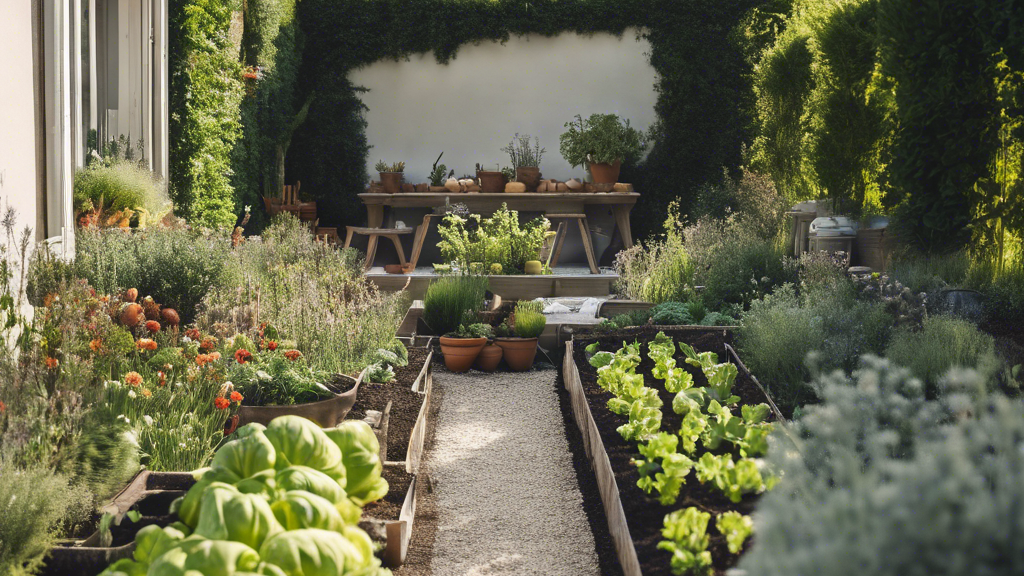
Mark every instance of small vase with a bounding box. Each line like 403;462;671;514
474;343;503;372
524;260;543;275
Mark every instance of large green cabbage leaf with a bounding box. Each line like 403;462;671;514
264;416;346;484
324;421;388;506
258;529;378;576
194;483;282;550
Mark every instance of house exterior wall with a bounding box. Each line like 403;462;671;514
0;0;45;241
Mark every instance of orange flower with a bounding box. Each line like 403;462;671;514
208;351;222;361
45;357;59;369
137;338;158;351
267;340;278;351
214;397;231;410
185;328;201;341
234;349;253;364
157;371;167;386
284;349;302;361
195;354;211;367
0;400;5;413
141;388;152;398
124;371;143;387
230;391;243;403
200;338;216;351
145;320;161;333
90;338;103;352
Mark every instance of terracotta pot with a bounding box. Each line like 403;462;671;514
380;172;404;194
474;343;503;372
495;338;538;372
524;260;543;275
477;171;507;194
588;160;621;184
439;336;487;373
384;264;405;274
516;166;541;192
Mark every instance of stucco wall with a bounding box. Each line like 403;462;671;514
348;29;656;268
349;28;657;184
0;0;43;241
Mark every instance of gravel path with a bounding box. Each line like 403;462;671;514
427;368;600;576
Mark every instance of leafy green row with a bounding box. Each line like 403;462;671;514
587;332;774;574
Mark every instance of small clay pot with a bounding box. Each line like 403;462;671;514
439;336;487;373
380;172;404;194
588;160;621;184
495;337;538;372
524;260;543;275
477;171;507;194
474;343;503;372
516;166;541;192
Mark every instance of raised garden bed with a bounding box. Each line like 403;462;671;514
42;471;196;576
233;370;363;430
563;326;781;576
348;345;434;473
361;463;418;568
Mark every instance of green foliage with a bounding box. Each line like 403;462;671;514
885;315;996;388
716;511;753;555
73;161;166;215
293;0;759;238
422;275;488;336
649;302;693;326
437;204;549;274
428;152;448;186
738;283;892;414
615;201;696;304
61;418;141;503
0;463;93;576
512;310;546;339
229;352;334;406
501;134;545;168
559;113;648;167
444;323;493;339
738;357;1024;576
25;244;76;308
169;0;244;229
658;507;713;576
373;161;404;173
74;227;232;323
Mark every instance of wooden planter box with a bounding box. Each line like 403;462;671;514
562;333;782;575
375;349;434;474
234;368;365;430
362;463;419;568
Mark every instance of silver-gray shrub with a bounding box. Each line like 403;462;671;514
740;357;1024;576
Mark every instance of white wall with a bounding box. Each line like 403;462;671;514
349;29;658;183
0;0;43;239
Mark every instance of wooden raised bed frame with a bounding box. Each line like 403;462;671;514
562;334;782;576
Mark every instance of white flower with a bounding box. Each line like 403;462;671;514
179;442;186;448
128;390;137;399
143;415;154;426
117;414;130;424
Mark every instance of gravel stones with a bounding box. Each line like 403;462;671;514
427;368;600;576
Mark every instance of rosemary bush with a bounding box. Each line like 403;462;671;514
614;201;695;304
501;133;545;168
885;315;995;388
422;275;489;336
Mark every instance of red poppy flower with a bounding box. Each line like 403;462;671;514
234;349;253;364
157;371;167;386
230;391;243;403
267;340;278;351
214;397;231;410
185;328;201;341
284;350;302;361
200;338;216;351
45;357;59;369
0;400;6;413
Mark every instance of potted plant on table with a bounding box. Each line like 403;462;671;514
559;113;647;185
375;160;405;194
502;133;545;192
475;163;508;194
495;300;547;371
428;152;450;192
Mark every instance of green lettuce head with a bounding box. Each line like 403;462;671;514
325;421;388;506
146;537;261;576
264;416;346;483
258;529;378;576
193;483;282;550
271;491;346;532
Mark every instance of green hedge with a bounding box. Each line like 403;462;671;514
168;0;245;229
287;0;765;238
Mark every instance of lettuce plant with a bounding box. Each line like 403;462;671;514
658;507;713;576
716;511;753;554
695;453;769;503
634;432;694;505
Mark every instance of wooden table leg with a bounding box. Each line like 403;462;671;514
409;214;434;269
343;226;355;249
578;217;600;274
387;234;408;266
550;221;568;267
612;206;634;249
364;234;380;271
366;205;385;229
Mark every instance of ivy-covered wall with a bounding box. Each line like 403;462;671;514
168;0;244;229
289;0;763;239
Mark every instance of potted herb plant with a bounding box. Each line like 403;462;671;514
501;134;545;192
428;152;450;192
475;163;508;194
375;160;405;194
559;113;647;185
439;322;492;372
494;301;546;371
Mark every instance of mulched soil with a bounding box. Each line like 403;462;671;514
363;466;414;522
568;326;770;576
348;347;429;462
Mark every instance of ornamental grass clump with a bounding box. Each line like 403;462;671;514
422;274;489;336
885;315;995;388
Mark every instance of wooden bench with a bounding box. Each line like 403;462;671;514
547;214;599;274
344;226;414;271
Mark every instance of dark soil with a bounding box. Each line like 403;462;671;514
568;327;770;576
348;347;429;462
363;466;414;522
